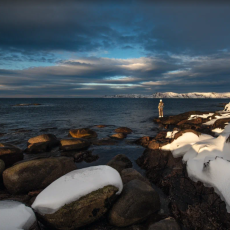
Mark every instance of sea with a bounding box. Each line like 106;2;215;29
0;98;229;215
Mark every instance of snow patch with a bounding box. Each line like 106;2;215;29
166;130;178;139
161;124;230;212
188;113;214;120
0;200;36;230
224;102;230;111
32;165;123;215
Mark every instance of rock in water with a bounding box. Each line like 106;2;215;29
0;159;5;176
3;157;76;194
148;217;180;230
107;154;132;173
0;200;37;230
115;127;133;134
32;166;123;230
0;143;23;167
26;134;59;153
69;128;97;139
110;133;127;139
60;138;91;151
109;179;160;227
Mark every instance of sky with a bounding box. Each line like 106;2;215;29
0;0;230;97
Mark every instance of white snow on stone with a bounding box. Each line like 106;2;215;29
166;130;178;139
212;128;224;136
188;113;214;120
161;124;230;212
224;102;230;111
0;200;36;230
161;132;213;158
32;165;123;215
203;112;230;126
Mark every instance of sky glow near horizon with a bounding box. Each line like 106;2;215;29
0;0;230;97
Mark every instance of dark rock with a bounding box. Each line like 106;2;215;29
109;179;160;227
60;138;91;151
107;154;132;173
38;185;119;230
0;159;5;176
13;103;42;106
3;157;76;194
26;134;59;153
0;143;23;167
148;217;180;230
95;125;107;128
212;118;230;129
110;133;127;139
115;127;133;134
174;129;201;140
121;168;151;186
93;139;118;146
69;128;97;139
135;136;152;148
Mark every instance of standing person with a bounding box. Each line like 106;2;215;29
158;99;164;117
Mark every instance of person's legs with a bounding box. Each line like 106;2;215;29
158;109;161;117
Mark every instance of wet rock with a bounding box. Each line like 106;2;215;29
155;131;167;141
3;157;76;194
37;185;119;230
135;136;152;148
109;179;160;227
148;140;160;150
69;128;98;139
93;139;118;146
115;127;133;134
148;217;180;230
0;159;5;176
212;118;230;129
26;134;59;153
110;133;127;139
121;168;151;186
107;154;132;173
0;143;23;167
60;138;91;151
96;125;107;128
154;111;211;125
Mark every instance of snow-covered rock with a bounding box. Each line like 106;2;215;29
32;165;123;215
32;165;123;229
0;200;36;230
224;102;230;111
161;124;230;212
166;130;178;139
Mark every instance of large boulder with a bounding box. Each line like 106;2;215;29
107;154;132;173
0;200;38;230
148;217;180;230
3;157;76;194
109;179;160;227
120;168;151;186
60;138;91;151
0;143;23;167
115;127;133;134
69;128;97;139
0;159;5;176
32;166;123;230
134;136;152;148
174;129;201;140
26;134;59;153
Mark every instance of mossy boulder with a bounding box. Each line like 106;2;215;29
69;128;97;139
109;179;160;227
60;139;91;151
3;157;76;194
37;185;119;230
0;143;23;167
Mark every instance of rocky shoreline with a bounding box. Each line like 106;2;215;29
0;104;230;230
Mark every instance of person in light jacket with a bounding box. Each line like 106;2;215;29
158;99;164;117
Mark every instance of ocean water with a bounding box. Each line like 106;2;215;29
0;98;229;168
